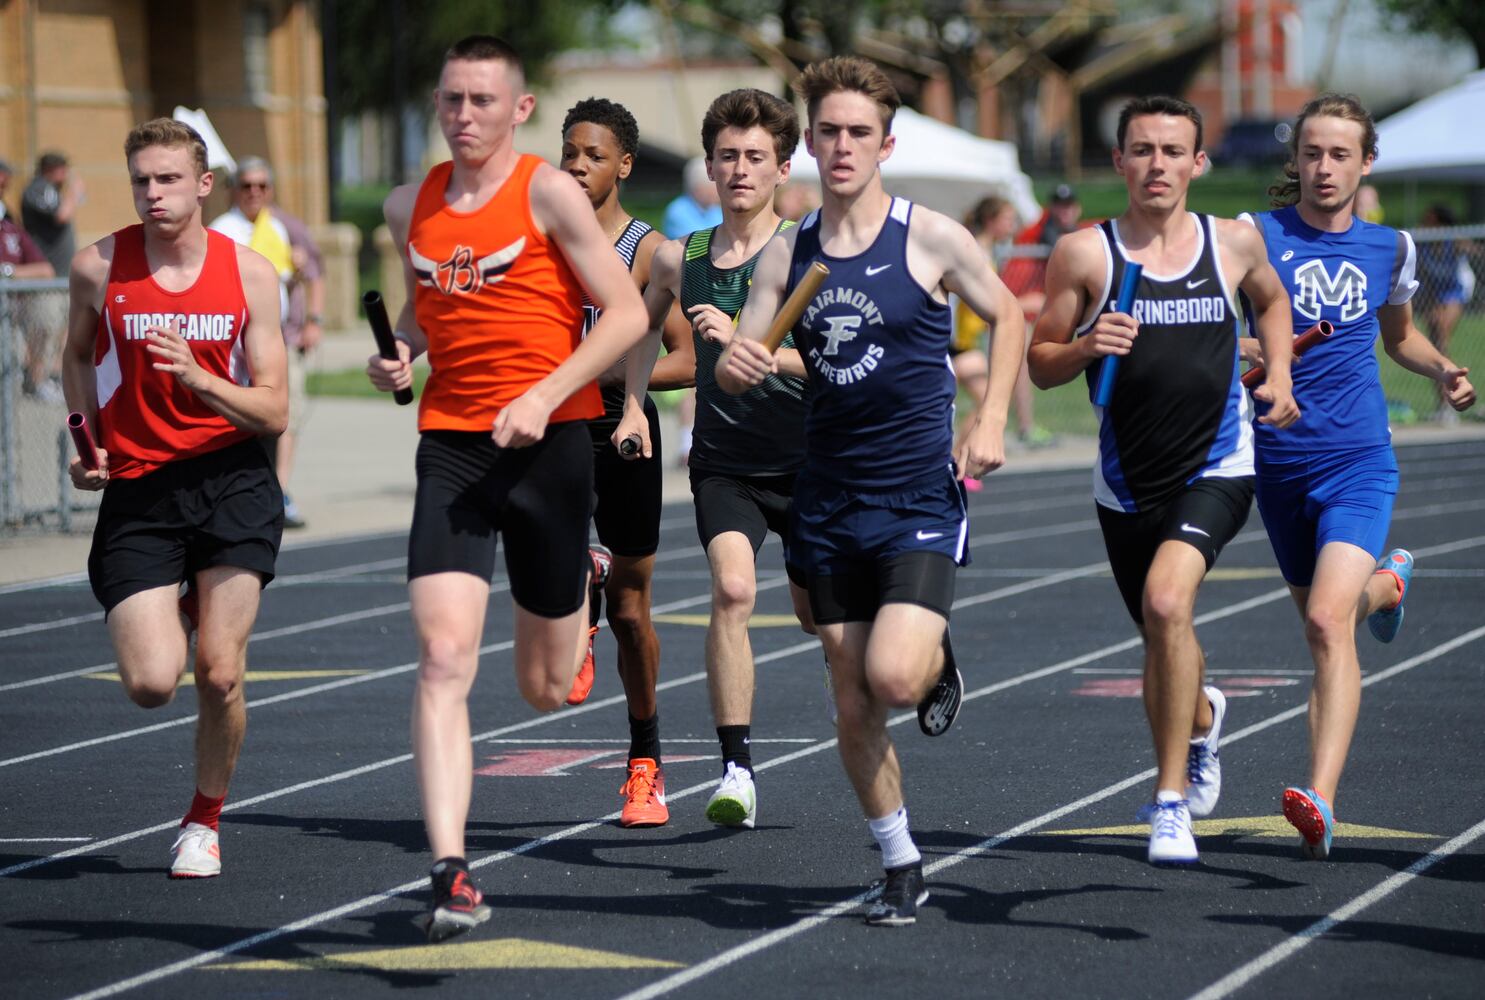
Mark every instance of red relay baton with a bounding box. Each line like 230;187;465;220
67;412;99;470
1241;320;1332;389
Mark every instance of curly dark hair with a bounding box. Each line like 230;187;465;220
562;97;640;157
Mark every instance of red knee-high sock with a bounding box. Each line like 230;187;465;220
182;789;226;830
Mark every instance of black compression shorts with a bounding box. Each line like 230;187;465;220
1096;475;1254;626
590;396;663;558
88;438;283;614
408;423;593;618
690;467;804;585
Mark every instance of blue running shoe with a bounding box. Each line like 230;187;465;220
1282;786;1335;860
1367;549;1413;644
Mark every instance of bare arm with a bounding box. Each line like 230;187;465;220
716;232;795;395
62;240;110;488
632;232;695;391
931;212;1024;476
1026;230;1130;389
366;184;423;395
1221;220;1298;428
1380;301;1475;410
496;165;646;446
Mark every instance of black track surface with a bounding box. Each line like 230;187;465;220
2;439;1482;1000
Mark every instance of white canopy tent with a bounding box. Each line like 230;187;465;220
787;106;1041;225
1371;70;1485;181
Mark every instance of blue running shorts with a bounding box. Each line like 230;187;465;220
1255;444;1399;587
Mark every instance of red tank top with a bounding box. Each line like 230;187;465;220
95;225;253;478
408;156;600;432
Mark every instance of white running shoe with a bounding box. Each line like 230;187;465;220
705;762;757;829
1147;795;1198;866
1186;685;1226;818
170;822;221;878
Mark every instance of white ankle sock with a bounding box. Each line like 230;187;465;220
868;807;921;870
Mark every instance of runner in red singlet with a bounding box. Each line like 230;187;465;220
364;36;647;942
61;118;288;880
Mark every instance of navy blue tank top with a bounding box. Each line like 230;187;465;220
787;198;956;490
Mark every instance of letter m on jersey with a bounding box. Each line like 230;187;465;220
1292;259;1367;323
820;315;862;356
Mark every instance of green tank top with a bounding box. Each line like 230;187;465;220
680;222;807;476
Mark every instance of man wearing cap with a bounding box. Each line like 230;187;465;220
22;151;83;278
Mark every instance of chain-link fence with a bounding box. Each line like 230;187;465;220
0;278;99;534
996;225;1485;439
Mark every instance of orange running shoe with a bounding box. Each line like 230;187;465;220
565;626;598;706
619;758;669;827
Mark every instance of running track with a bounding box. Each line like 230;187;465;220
2;438;1482;999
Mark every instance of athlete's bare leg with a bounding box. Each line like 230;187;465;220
1140;541;1210;795
607;554;660;720
1287;541;1400;804
190;565;261;797
513;597;592;711
109;585;192;708
409;571;489;861
705;532;761;726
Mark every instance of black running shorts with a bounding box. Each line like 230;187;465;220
88;438;284;614
1096;475;1254;626
408;423;593;618
690;467;804;585
589;395;663;558
808;550;957;625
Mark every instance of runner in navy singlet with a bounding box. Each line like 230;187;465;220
1027;96;1299;867
717;57;1025;927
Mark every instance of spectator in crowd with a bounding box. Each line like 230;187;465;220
1416;204;1475;424
1;158;60;400
208;156;323;528
775;182;820;222
22;151;83;277
662;156;723;238
1355;184;1384;224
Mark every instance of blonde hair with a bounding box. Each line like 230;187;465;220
1269;94;1378;208
793;56;900;132
125;118;209;177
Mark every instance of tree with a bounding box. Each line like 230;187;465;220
1375;0;1485;67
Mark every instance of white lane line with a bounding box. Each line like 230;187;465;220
0;611;103;640
1186;815;1485;1000
612;621;1485;1000
65;619;1485;1000
0;578;789;771
0;837;92;843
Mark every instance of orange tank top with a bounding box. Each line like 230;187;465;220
408;155;599;432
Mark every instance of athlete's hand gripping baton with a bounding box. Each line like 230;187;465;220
618;435;641;457
761;262;830;353
363;290;414;406
1092;262;1143;408
67;412;99;470
1240;320;1332;389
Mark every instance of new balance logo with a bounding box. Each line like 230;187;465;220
865;264;892;276
1180;522;1211;538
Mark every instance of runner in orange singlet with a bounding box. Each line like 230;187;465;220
62;118;288;880
365;35;647;943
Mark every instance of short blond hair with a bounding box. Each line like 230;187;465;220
125;118;209;177
793;56;900;133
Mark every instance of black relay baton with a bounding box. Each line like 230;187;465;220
363;290;414;406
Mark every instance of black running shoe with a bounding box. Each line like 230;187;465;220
917;633;963;737
865;863;928;927
416;858;491;943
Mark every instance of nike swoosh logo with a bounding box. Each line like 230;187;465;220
915;530;944;540
865;264;892;276
707;402;740;425
1180;523;1211;538
1186;278;1208;289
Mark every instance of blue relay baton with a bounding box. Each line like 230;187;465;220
1092;262;1143;407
